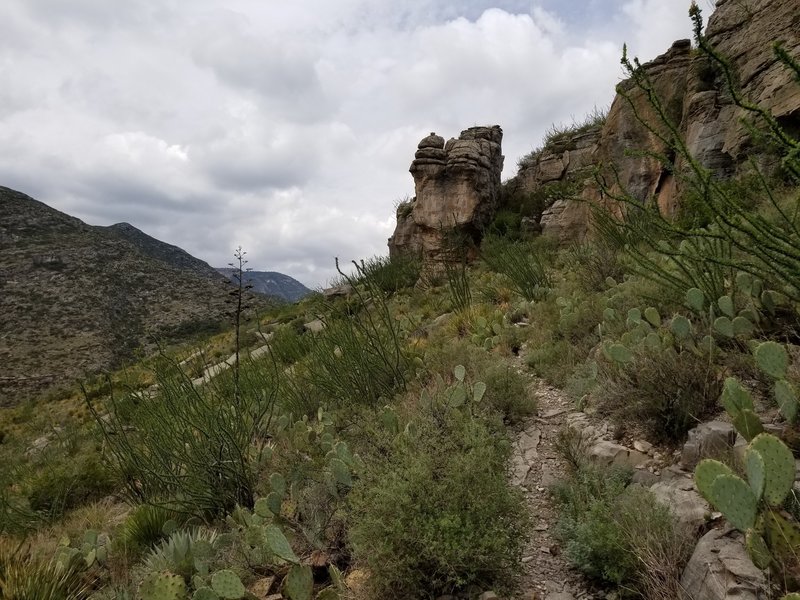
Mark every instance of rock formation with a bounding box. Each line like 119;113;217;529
517;0;799;242
388;125;504;261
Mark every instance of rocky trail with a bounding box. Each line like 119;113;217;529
509;379;592;600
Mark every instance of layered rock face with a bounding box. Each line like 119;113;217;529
388;125;504;261
531;0;800;241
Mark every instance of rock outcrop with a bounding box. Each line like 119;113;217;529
526;0;800;242
388;126;504;261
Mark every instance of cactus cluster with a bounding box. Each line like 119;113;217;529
470;313;504;350
54;529;110;572
139;571;187;600
696;361;800;582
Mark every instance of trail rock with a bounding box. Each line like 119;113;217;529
649;477;710;532
588;440;648;469
680;526;768;600
680;420;737;469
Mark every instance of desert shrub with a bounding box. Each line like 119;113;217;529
349;399;529;598
0;540;91;600
482;364;535;423
562;241;623;292
597;341;722;443
526;339;581;387
355;254;421;295
268;325;312;366
116;504;180;554
89;354;277;519
554;464;690;594
27;454;116;519
481;236;552;301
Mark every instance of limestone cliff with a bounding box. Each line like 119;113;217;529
388;125;504;261
526;0;800;242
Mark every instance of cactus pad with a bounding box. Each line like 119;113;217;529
283;564;313;600
745;447;765;501
139;571;187;600
721;378;754;414
732;408;764;442
192;588;220;600
254;497;272;519
211;570;245;600
608;344;633;364
710;474;757;531
736;271;753;295
269;473;287;497
473;381;487;403
695;459;735;501
749;434;795;506
718;295;735;317
732;316;754;338
644;307;660;327
765;511;800;566
670;315;692;339
330;458;352;487
745;530;771;569
775;379;798;424
265;524;299;563
686;288;705;312
754;341;789;379
713;316;734;338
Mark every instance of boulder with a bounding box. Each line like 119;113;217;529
587;439;648;469
680;526;768;600
680;421;737;469
649;477;711;532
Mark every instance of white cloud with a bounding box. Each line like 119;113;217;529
0;0;695;287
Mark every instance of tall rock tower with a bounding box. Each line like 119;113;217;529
388;125;504;262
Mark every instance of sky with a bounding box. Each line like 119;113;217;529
0;0;707;288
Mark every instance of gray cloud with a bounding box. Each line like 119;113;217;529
0;0;696;287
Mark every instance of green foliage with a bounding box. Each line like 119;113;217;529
27;453;116;519
353;255;421;296
139;571;187;600
210;570;244;600
596;309;722;441
348;387;528;598
481;236;552;301
553;464;689;592
90;352;277;518
144;529;219;583
481;364;536;423
118;505;178;553
0;540;91;600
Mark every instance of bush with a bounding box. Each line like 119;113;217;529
27;454;116;518
90;354;277;518
355;255;421;296
482;364;535;423
554;464;691;594
596;343;723;442
0;540;90;600
349;402;529;598
116;504;180;554
481;236;552;302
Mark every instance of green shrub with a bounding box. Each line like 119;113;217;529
554;464;690;594
27;454;115;518
596;343;722;442
117;504;179;553
481;236;552;302
0;540;90;600
90;354;277;518
349;402;528;598
482;364;535;423
355;255;421;295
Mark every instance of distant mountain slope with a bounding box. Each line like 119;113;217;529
216;268;311;302
0;186;264;405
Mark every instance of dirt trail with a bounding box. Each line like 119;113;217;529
508;376;595;600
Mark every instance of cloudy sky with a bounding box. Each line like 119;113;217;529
0;0;707;288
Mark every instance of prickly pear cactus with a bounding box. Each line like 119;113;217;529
139;571;187;600
755;341;789;379
210;570;245;600
192;588;220;600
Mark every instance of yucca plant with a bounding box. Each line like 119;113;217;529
0;540;91;600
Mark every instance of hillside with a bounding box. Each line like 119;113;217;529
1;2;800;600
216;268;311;302
0;186;261;405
